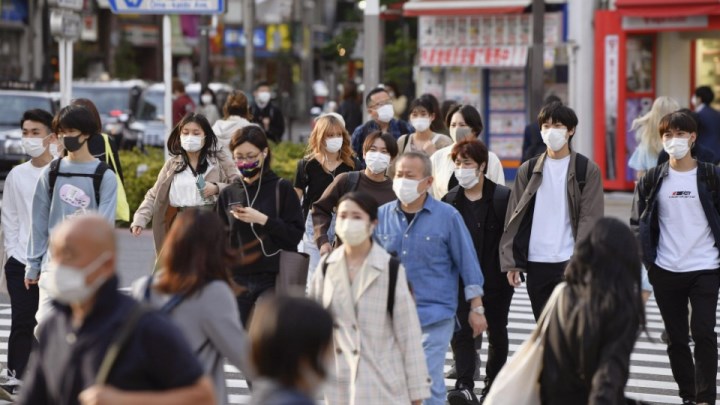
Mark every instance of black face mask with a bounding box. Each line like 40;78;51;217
62;134;88;153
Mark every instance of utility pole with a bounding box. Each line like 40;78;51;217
363;0;380;121
302;0;315;113
243;0;255;93
199;15;210;93
529;0;545;121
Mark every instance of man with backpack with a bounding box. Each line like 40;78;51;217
631;111;720;405
500;102;604;320
375;151;487;405
19;215;215;405
25;105;117;329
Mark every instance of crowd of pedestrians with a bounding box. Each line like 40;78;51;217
0;81;716;405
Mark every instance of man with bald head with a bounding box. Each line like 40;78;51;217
19;215;214;405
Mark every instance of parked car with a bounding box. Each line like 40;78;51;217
0;90;60;168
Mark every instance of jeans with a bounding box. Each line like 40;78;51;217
234;272;277;327
421;317;455;405
649;265;719;403
526;261;567;321
303;213;335;289
5;257;38;378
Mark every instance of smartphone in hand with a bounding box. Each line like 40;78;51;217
196;174;206;191
228;201;245;212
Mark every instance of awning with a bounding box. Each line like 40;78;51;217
403;0;566;17
615;0;720;17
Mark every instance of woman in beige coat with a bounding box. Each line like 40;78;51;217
130;113;239;253
308;191;430;405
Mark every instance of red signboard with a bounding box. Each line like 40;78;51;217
419;46;528;67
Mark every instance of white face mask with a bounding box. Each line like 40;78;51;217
541;127;568;152
201;94;213;105
335;218;372;247
256;91;271;105
180;135;205;152
39;252;111;305
49;143;60;158
691;95;699;107
376;104;394;123
411;117;431;132
663;137;691;160
22;137;47;158
393;177;425;205
450;127;473;143
365;151;390;174
325;137;343;153
454;168;480;189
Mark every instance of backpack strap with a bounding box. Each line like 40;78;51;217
699;161;720;211
48;159;109;205
575;153;589;193
321;254;330;277
95;304;151;385
92;161;110;205
492;185;511;225
444;186;461;206
344;171;362;194
386;256;400;319
48;158;62;198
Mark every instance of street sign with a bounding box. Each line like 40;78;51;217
108;0;225;15
47;0;83;11
50;9;82;40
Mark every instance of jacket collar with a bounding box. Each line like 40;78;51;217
533;150;578;176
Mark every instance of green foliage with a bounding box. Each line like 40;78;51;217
114;33;139;80
321;28;359;65
119;147;165;226
383;27;417;93
270;141;306;181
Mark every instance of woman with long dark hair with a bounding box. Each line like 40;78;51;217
396;94;452;156
132;209;251;404
131;112;239;254
540;217;645;404
216;125;304;325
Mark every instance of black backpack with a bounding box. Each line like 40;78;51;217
444;184;511;226
48;158;110;205
641;161;720;211
322;255;401;318
526;153;589;193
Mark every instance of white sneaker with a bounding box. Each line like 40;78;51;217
0;369;21;397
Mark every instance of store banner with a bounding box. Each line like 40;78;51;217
419;46;528;67
604;34;620;180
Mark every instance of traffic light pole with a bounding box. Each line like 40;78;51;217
163;15;172;160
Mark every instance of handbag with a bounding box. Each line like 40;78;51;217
102;134;130;222
483;282;566;405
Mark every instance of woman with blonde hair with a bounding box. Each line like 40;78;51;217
212;90;255;152
293;113;360;278
628;96;680;178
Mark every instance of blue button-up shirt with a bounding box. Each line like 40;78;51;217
375;195;484;326
351;118;414;158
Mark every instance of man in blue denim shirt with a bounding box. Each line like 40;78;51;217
376;151;487;405
351;87;413;159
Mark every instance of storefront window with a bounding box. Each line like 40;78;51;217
626;35;654;94
694;39;720;110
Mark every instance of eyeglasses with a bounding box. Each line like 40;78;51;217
235;154;260;162
370;99;393;109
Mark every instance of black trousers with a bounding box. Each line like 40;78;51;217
451;283;514;390
649;265;719;403
526;261;567;321
5;257;39;378
234;272;276;327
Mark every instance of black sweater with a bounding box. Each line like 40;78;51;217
217;170;304;275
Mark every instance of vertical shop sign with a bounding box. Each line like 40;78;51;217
604;35;619;179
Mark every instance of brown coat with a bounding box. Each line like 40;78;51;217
131;154;239;253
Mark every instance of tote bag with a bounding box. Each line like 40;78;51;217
483;282;566;405
102;134;130;222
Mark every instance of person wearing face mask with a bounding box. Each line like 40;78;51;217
500;102;604;321
250;82;285;143
375;152;488;405
19;215;215;405
441;139;513;404
430;104;505;199
0;109;55;390
521;95;562;162
308;191;430;404
312;131;399;267
216;126;304;325
631;110;720;405
690;85;720;158
350;86;413;159
656;108;719;167
196;88;221;126
397;95;452;156
293;114;360;281
212;90;255;155
172;78;196;127
25;105;118;332
131;113;239;255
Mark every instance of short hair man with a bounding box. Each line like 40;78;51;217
250;82;285;143
172;78;196;126
375;152;487;405
18;215;215;405
350;87;413;159
631;111;720;404
691;85;720;157
0;109;56;390
500;102;604;320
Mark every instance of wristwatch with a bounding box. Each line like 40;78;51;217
471;305;485;315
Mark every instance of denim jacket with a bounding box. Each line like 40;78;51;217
375;195;484;327
630;161;720;268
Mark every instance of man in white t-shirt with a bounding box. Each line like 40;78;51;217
631;110;720;405
500;102;604;320
0;109;56;391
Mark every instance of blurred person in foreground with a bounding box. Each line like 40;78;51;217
249;295;333;405
19;214;214;405
309;191;430;404
540;218;644;404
